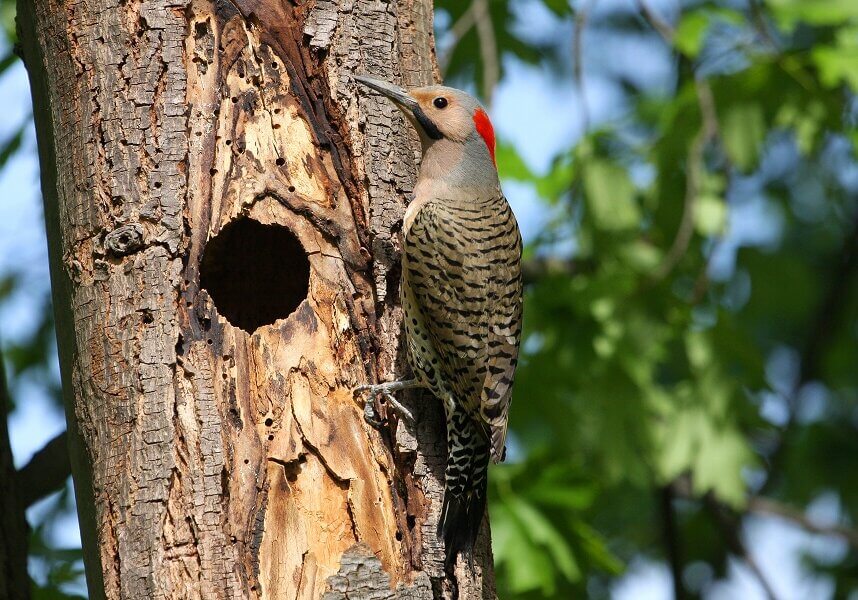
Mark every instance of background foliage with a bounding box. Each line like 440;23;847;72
436;0;858;597
1;0;857;598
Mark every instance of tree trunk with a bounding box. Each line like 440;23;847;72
18;0;496;598
0;348;31;600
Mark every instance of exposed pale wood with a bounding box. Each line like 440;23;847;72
18;0;496;598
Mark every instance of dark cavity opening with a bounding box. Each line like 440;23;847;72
199;218;310;333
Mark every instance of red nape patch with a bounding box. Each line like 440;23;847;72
473;108;496;166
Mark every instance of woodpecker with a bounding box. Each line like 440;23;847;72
354;75;523;569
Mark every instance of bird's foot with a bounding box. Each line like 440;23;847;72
353;379;420;429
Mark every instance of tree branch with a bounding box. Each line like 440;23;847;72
0;346;31;599
636;0;675;43
660;485;687;600
748;496;858;548
702;493;780;600
16;430;70;508
675;477;858;551
572;0;594;131
650;81;718;283
759;212;858;495
747;0;779;51
438;4;476;74
472;0;498;104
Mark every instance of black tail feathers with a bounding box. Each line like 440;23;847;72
437;424;491;570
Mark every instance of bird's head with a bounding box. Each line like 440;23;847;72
355;75;498;185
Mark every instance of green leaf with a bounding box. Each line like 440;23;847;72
507;495;581;583
527;482;597;510
685;330;714;372
535;149;575;203
692;427;755;508
570;519;624;575
721;103;765;171
617;240;663;272
766;0;858;27
812;27;858;91
674;12;710;58
775;99;827;154
694;195;728;236
492;502;556;594
583;160;640;230
496;140;536;182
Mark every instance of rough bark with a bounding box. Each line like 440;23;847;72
18;0;496;598
0;348;31;600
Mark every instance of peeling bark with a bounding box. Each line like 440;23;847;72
18;0;495;598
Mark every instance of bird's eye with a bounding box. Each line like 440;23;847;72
433;97;448;109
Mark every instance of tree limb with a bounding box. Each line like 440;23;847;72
660;485;687;600
759;212;858;496
572;0;594;131
702;493;780;600
472;0;498;104
16;430;70;508
438;4;476;74
748;496;858;548
0;346;31;599
650;81;718;283
636;0;675;43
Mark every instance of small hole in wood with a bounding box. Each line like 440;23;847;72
199;218;310;332
154;181;162;189
210;168;218;176
275;157;285;166
272;123;280;129
231;96;238;103
407;515;416;530
288;186;295;193
395;530;402;541
244;459;249;464
264;418;273;427
267;434;274;441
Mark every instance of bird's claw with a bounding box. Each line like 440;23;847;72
353;383;415;428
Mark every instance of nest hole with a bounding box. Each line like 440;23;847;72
199;218;310;332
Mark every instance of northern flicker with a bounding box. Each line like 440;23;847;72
353;75;523;569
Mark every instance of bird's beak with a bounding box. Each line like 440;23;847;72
354;74;444;141
354;75;419;111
